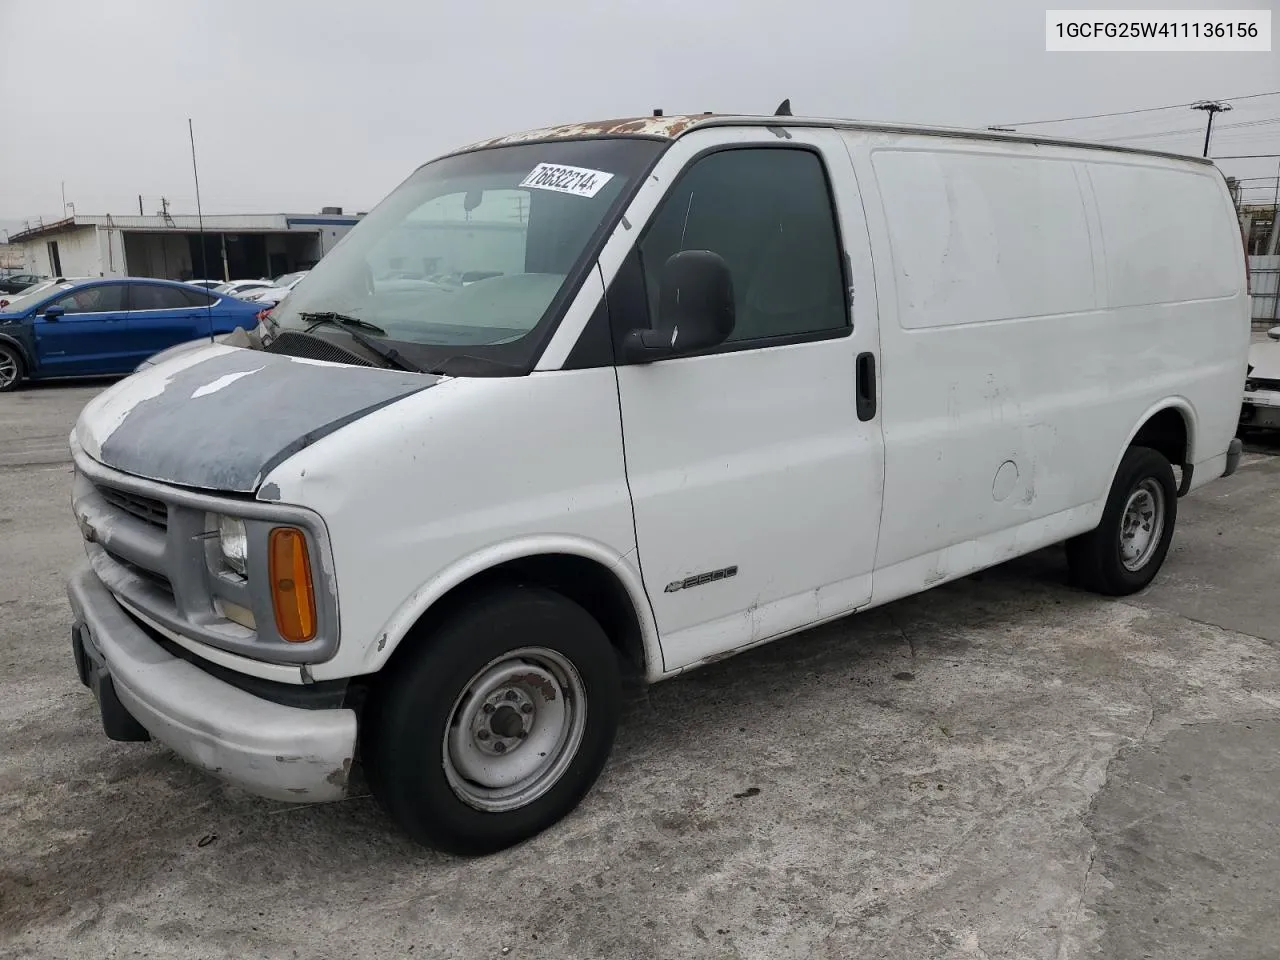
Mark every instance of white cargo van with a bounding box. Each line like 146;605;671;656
66;114;1248;853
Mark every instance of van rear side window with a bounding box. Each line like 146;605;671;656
872;149;1095;330
1086;164;1239;308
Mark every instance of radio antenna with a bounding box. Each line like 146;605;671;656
188;118;214;342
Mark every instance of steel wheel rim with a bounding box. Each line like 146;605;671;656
442;646;587;813
0;352;16;389
1119;478;1165;572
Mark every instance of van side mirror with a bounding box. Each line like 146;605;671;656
42;304;65;320
1269;325;1280;342
623;250;735;363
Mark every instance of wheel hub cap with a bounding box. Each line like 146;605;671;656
1119;478;1165;572
443;647;587;813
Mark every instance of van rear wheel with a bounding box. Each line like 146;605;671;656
362;585;622;855
1067;445;1177;596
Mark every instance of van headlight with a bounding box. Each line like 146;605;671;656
213;514;248;575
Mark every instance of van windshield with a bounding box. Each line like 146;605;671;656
269;138;663;370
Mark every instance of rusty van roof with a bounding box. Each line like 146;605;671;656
459;115;709;151
452;114;1215;166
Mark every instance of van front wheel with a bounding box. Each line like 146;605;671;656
1067;445;1177;596
362;585;622;855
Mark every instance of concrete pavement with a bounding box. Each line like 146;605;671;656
2;380;1279;960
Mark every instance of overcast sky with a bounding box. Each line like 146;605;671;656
0;0;1277;227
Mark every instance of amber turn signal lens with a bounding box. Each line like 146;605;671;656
268;527;316;642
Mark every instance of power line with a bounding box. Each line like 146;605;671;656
993;90;1280;128
1096;116;1280;144
1213;154;1280;159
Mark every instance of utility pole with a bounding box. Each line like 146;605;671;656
138;194;144;216
1191;101;1232;158
61;181;66;216
159;196;170;218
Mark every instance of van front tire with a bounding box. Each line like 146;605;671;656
362;585;622;855
1067;445;1177;596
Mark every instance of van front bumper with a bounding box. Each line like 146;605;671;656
67;562;357;802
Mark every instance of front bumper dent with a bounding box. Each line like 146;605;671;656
67;562;357;802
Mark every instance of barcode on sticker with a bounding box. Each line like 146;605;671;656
520;163;614;198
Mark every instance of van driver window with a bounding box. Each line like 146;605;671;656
637;148;848;343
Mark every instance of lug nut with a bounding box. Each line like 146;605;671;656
517;730;528;739
477;730;490;741
505;690;519;701
483;703;496;715
494;741;507;753
520;703;533;714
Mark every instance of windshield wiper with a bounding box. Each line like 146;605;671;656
346;330;426;373
297;313;424;373
300;311;388;336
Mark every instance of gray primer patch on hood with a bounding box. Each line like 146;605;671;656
98;348;437;493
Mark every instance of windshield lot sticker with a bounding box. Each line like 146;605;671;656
520;163;614;198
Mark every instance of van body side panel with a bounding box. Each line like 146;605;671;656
846;133;1247;592
257;365;642;682
1084;159;1248;485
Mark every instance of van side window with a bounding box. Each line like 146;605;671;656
638;148;847;343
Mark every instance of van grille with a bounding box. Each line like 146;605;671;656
263;331;373;367
99;486;168;529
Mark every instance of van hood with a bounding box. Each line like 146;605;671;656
76;344;438;494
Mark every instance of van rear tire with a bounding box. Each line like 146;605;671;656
1067;445;1177;596
362;584;621;855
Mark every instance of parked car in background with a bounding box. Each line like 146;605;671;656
0;272;47;295
187;279;225;291
0;276;94;309
0;277;262;391
213;278;276;299
240;270;308;305
1241;325;1280;432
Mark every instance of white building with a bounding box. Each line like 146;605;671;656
7;210;362;281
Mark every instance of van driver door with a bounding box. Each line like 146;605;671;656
606;127;885;673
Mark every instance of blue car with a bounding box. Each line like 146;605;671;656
0;277;263;391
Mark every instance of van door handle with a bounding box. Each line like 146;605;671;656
856;352;877;422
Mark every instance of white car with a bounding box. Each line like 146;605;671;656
0;276;94;309
1242;326;1280;430
65;112;1248;856
214;279;276;299
187;280;224;291
240;271;308;305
